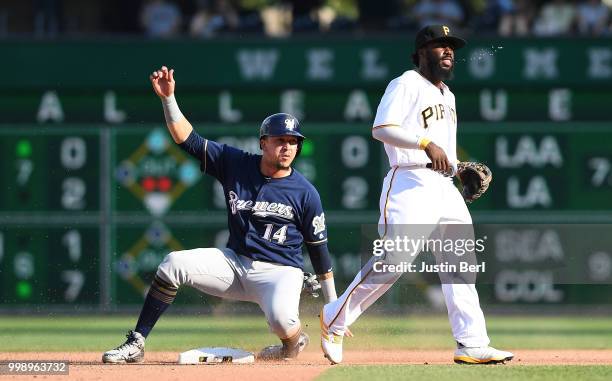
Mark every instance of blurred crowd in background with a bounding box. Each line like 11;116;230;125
1;0;611;39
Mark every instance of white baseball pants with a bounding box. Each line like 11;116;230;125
324;167;490;347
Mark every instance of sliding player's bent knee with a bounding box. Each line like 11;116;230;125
156;251;188;288
268;314;300;339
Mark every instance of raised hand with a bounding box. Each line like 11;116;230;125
150;66;175;99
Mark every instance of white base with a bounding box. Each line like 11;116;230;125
178;347;255;364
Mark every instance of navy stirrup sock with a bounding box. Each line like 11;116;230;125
134;275;178;338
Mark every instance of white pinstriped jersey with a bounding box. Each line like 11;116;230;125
373;70;458;167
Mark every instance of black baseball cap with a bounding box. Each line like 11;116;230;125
414;25;467;51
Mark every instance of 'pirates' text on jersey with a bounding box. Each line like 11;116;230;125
200;140;327;269
373;70;458;167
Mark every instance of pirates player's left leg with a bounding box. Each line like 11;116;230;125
439;181;513;364
243;257;307;360
321;168;443;364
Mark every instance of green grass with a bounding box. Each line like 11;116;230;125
2;314;609;381
344;315;612;350
0;314;611;352
316;365;612;381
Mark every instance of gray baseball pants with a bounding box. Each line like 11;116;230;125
156;247;303;339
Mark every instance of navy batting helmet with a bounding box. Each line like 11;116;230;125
259;113;305;155
259;113;305;140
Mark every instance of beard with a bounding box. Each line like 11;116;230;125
275;155;293;170
275;161;290;170
426;50;454;81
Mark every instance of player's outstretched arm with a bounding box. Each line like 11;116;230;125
150;66;193;144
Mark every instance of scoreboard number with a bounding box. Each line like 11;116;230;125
16;159;34;186
60;137;87;170
342;176;368;209
14;251;34;280
62;230;82;262
340;136;370;209
60;137;88;210
61;178;86;210
61;270;84;302
341;136;369;168
588;157;611;187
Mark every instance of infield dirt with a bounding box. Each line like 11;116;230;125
2;349;612;381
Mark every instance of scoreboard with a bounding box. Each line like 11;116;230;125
0;129;102;305
1;123;612;307
0;125;385;306
1;88;611;124
458;123;612;213
0;130;100;212
2;36;612;308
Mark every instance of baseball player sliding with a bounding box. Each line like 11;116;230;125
320;25;514;365
103;66;340;363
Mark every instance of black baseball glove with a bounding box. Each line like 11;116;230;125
456;162;492;203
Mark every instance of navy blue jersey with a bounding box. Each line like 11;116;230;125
200;139;328;269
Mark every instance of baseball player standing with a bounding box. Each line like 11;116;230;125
320;25;514;365
103;66;339;363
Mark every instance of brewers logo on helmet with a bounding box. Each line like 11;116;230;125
259;113;305;155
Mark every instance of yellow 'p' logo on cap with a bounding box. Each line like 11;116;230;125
443;26;450;35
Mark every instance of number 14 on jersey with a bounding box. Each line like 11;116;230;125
262;224;287;244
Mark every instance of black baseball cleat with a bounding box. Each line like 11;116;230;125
102;330;145;364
